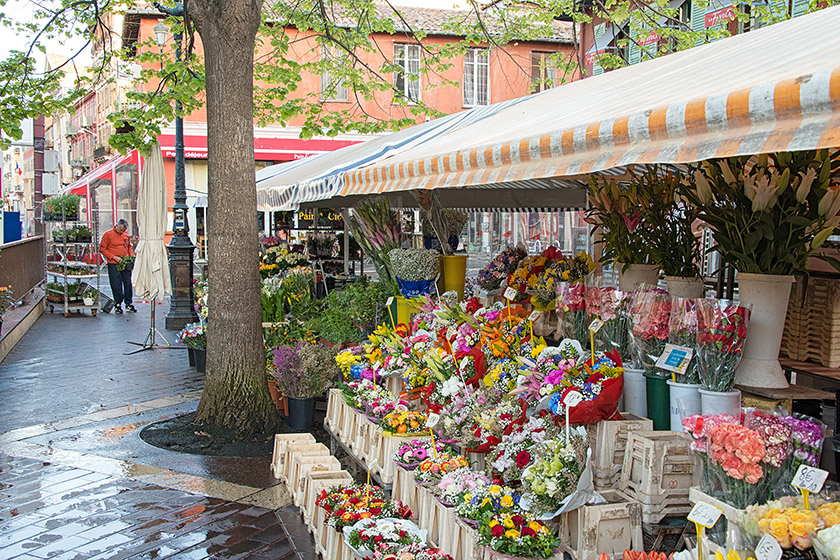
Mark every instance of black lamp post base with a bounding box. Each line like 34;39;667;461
166;237;199;330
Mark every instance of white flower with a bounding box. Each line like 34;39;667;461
440;377;464;397
819;188;840;219
795;168;817;204
693;169;714;205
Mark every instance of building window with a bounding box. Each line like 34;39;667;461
530;52;557;93
393;43;421;102
320;45;348;102
463;48;489;106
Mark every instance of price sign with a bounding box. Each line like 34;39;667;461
588;318;604;333
687;502;723;528
425;413;441;428
372;361;381;371
655;344;694;374
460;357;471;371
792;464;829;494
563;391;585;408
504;287;517;301
528;310;541;322
386;297;394;306
368;458;379;470
754;534;783;560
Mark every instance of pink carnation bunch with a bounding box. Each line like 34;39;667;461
708;423;765;483
682;414;739;452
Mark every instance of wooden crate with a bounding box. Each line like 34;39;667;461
588;413;654;474
558;489;644;560
270;433;316;479
781;276;840;367
619;431;698;500
302;470;353;527
292;455;341;507
393;465;420;516
325;389;343;434
282;442;329;483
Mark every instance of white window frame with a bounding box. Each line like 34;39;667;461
393;43;421;103
463;48;490;107
320;45;348;102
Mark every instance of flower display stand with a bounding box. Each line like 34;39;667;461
417;485;444;546
270;433;316;479
325;389;343;436
323;523;351;560
291;455;341;507
385;375;403;398
282;442;329;483
619;431;698;523
302;470;353;526
557;489;644;560
352;415;376;462
369;431;431;485
586;412;653;490
393;465;420;518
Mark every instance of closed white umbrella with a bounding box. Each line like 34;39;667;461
127;142;173;354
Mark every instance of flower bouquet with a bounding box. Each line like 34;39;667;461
489;415;559;484
668;297;700;384
556;282;587;343
524;247;567;310
392;439;450;471
389;248;440;298
348;197;402;294
785;414;826;470
478;512;559;559
435;468;491;507
596;286;632;357
746;410;793;494
176;322;206;350
629;289;671;375
705;421;767;508
520;433;587;518
381;410;429;436
317;484;412;532
336;347;365;382
695;299;750;392
741;503;824;551
477;246;528;292
540;352;625;425
455;483;522;527
364;394;408;422
272;342;338;399
372;542;454;560
507;254;550;303
414;455;470;486
344;518;426;559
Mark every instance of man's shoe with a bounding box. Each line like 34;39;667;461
125;304;137;313
114;305;123;314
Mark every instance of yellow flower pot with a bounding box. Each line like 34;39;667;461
440;254;468;300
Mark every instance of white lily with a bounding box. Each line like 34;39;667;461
795;168;817;204
719;161;738;185
693;169;714;205
818;188;840;219
744;170;779;213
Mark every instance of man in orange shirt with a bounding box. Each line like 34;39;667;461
100;219;137;314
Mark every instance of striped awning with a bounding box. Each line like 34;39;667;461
339;6;840;199
255;97;529;212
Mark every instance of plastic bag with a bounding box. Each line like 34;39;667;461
695;299;751;393
669;297;701;384
556;281;588;344
597;287;632;360
629;289;671;375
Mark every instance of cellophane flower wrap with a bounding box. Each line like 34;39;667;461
556;282;588;344
477;246;527;292
434;468;491;506
316;484;412;532
455;483;522;522
478;512;559;559
669;297;700;384
705;421;767;508
583;277;603;346
596;287;632;357
345;518;425;558
815;518;840;560
489;414;559;484
746;410;793;496
696;299;750;392
542;352;625;425
521;433;587;517
392;439;449;471
784;413;826;471
507;254;549;303
372;542;454;560
629;289;671;375
415;454;470;486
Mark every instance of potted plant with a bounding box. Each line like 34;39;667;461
272;342;339;431
682;150;840;388
72;225;92;243
43;194;81;222
585;176;659;290
389;248;439;298
0;285;13;335
176;322;207;372
633;166;704;297
82;287;98;306
307;232;336;258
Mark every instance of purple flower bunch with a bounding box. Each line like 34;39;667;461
477;247;527;291
784;415;825;468
364;395;408;420
748;412;793;469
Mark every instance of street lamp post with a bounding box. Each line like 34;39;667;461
153;4;198;330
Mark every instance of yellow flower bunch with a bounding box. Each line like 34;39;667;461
819;503;840;527
757;508;823;549
335;349;362;380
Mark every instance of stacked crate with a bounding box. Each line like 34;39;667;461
556;489;644;560
587;413;653;490
780;276;840;367
619;431;699;523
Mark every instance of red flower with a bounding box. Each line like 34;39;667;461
399;530;407;538
369;507;381;515
511;514;525;527
515;450;531;468
465;297;481;314
491;524;505;537
374;535;383;543
522;527;537;537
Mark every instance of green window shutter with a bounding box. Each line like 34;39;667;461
792;0;809;17
593;61;604;75
628;27;642;65
690;0;707;45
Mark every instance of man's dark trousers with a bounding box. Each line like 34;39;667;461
107;263;133;306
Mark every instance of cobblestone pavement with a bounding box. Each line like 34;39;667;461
0;302;315;560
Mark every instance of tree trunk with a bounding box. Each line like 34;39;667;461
188;0;280;435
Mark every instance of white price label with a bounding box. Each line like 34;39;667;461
754;534;783;560
460;357;471;371
792;464;829;494
563;391;585;408
687;502;723;528
655;344;694;374
588;318;604;333
372;361;381;371
386;297;395;306
425;413;441;428
504;287;517;301
368;458;379;470
528;310;541;322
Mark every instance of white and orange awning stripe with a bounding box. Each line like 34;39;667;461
339;5;840;199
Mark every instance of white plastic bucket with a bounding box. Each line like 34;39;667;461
667;381;701;431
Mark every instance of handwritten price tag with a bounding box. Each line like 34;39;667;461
792;464;829;494
563;391;585;408
386;297;394;306
687;502;723;528
504;287;517;301
372;361;381;371
656;344;694;374
588;318;604;333
425;413;441;428
528;310;541;322
754;534;782;560
460;357;471;371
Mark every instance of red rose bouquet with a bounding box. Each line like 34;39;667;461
695;299;750;392
629;289;671;374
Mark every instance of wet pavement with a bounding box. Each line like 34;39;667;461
0;301;316;559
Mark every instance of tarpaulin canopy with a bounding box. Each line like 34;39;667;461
333;6;840;201
132;143;171;302
255;97;529;212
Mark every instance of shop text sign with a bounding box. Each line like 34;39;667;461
705;5;736;27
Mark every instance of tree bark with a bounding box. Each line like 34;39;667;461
187;0;280;435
